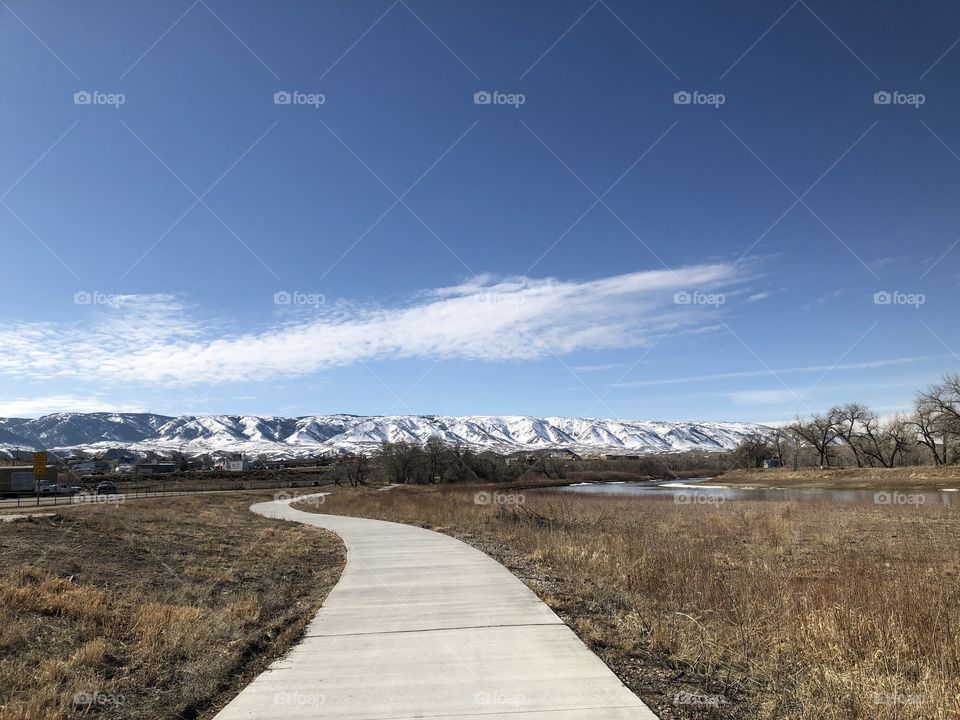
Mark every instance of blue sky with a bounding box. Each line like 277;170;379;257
1;0;958;422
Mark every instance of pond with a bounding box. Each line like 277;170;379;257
546;477;959;507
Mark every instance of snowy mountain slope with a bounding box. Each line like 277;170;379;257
0;412;767;459
0;413;171;449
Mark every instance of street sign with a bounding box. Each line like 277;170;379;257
33;451;47;477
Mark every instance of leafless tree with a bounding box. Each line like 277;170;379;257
734;430;773;468
769;429;790;467
331;454;368;487
832;403;870;467
858;413;912;468
788;412;838;468
424;436;447;484
909;397;948;465
377;441;422;484
531;450;566;480
915;374;960;464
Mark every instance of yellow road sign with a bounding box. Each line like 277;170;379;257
33;451;47;477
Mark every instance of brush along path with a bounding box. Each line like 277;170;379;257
215;493;658;720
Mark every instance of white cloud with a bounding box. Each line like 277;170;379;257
745;291;770;303
613;356;927;389
571;363;626;373
0;265;745;387
0;395;147;417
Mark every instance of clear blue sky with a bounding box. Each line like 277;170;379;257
1;0;958;422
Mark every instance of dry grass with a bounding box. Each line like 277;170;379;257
0;492;344;720
307;485;960;720
719;465;960;489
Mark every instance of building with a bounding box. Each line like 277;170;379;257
212;453;250;471
69;460;110;475
135;462;177;475
225;453;249;472
0;466;59;495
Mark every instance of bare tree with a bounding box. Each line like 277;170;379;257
424;436;448;484
769;428;790;468
531;450;566;480
915;375;960;464
446;441;478;483
331;454;369;487
734;430;773;468
909;397;948;465
377;441;422;484
789;412;838;468
832;403;869;468
858;413;912;468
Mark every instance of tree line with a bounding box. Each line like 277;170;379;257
735;373;960;469
325;438;573;486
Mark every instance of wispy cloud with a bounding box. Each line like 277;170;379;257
570;363;626;373
0;264;746;387
745;291;770;303
612;356;928;389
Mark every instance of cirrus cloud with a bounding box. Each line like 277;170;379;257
0;264;747;387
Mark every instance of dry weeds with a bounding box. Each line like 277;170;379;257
0;493;344;720
308;485;960;720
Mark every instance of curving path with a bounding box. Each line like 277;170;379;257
215;494;658;720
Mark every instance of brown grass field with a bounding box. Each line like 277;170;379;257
718;465;960;490
0;492;344;720
303;484;960;720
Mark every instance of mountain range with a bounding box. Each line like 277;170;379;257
0;413;766;460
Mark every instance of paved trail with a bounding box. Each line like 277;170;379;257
215;494;659;720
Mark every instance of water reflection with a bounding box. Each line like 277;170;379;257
547;478;958;507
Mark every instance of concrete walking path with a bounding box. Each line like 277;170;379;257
215;494;659;720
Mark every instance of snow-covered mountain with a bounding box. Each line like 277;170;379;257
0;412;767;459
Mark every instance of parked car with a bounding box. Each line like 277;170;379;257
54;484;81;495
95;481;118;495
289;481;300;488
36;481;56;495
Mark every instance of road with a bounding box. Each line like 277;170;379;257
0;484;317;511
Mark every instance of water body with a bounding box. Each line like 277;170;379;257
547;478;959;507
